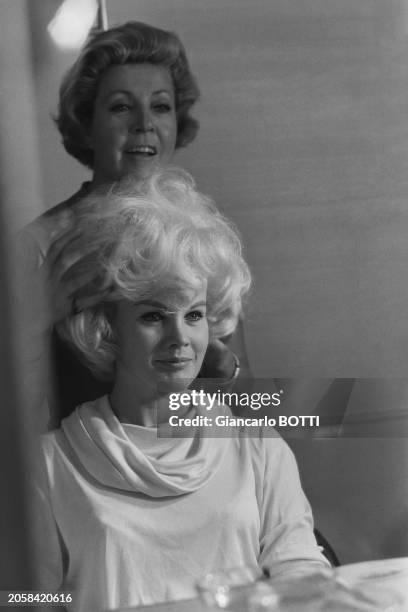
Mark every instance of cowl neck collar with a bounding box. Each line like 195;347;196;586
61;396;229;497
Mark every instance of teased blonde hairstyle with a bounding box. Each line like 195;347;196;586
57;169;251;379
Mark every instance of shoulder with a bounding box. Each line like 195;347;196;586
244;427;295;476
213;404;292;465
35;416;86;487
38;429;66;465
34;399;103;482
32;429;65;493
17;183;90;262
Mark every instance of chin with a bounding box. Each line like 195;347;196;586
156;376;195;396
123;159;159;180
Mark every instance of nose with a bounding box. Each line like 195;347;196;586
129;105;154;133
166;318;190;348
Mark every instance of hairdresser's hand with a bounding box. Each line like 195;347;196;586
49;237;102;323
199;338;237;381
18;223;106;336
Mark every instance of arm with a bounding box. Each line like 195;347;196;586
14;228;55;431
15;216;110;428
31;446;65;590
258;438;330;578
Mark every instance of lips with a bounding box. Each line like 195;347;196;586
154;357;193;371
124;145;157;156
155;358;192;364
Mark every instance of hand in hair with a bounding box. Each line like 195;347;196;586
199;338;238;381
22;224;111;335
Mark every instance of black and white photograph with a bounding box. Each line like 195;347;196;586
0;1;408;610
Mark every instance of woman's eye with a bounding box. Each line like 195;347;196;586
153;103;172;113
186;310;205;322
109;102;130;113
141;312;163;323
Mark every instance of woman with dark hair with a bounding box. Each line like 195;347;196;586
20;21;250;424
56;21;199;172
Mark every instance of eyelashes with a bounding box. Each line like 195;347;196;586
185;310;205;322
139;310;206;324
108;102;173;115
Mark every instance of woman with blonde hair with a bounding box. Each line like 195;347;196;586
33;170;327;611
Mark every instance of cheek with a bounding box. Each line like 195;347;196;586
91;116;125;151
195;325;209;354
162;115;178;146
129;325;161;357
118;331;157;371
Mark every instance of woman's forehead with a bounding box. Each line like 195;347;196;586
96;63;174;100
136;283;207;309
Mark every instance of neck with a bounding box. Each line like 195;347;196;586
90;173;113;190
109;374;191;427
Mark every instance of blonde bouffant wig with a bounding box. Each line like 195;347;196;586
56;169;251;379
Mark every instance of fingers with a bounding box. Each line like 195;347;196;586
59;249;101;283
64;271;112;303
52;265;115;322
202;341;236;379
73;289;115;313
45;230;88;274
46;230;100;283
50;283;109;324
41;222;115;323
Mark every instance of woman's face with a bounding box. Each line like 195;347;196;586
89;63;177;184
113;285;209;402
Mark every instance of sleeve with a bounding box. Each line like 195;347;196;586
258;437;330;578
31;443;66;590
14;225;48;334
14;226;54;431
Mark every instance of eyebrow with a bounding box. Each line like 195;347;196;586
103;89;173;100
134;300;207;309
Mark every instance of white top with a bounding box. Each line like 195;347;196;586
33;396;328;612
